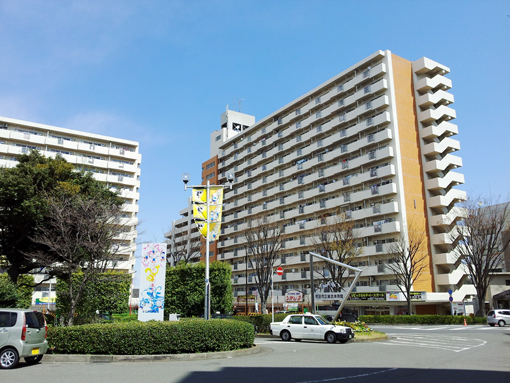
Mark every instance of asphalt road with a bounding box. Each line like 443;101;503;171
3;325;509;383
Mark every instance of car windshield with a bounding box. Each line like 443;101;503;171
316;316;331;325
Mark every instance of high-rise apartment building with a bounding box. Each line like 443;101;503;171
0;116;141;307
170;50;475;315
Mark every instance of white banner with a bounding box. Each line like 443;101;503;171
138;243;167;322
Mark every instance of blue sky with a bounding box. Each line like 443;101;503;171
1;0;509;259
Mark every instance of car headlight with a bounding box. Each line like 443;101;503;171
337;327;346;333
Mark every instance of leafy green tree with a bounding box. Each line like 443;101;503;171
165;261;232;317
0;151;121;283
0;274;35;308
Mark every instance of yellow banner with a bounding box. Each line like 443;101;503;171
195;221;222;241
192;204;223;223
192;187;223;206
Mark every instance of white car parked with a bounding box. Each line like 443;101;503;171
270;313;354;344
487;309;510;327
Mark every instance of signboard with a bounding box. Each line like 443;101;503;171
285;303;299;312
315;292;344;300
285;290;303;302
35;297;56;305
452;302;465;315
192;187;224;241
348;292;386;301
237;295;256;303
410;292;424;301
138;243;167;322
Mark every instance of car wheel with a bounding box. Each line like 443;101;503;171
498;320;506;327
281;331;291;341
326;332;337;344
24;355;43;365
339;339;349;344
489;323;496;327
0;347;19;369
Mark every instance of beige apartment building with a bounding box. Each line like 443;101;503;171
169;50;475;315
0;116;141;308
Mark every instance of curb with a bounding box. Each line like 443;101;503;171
257;333;388;342
44;344;262;363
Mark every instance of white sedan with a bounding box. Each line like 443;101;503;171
270;313;354;344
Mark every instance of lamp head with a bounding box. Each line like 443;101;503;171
226;171;234;183
181;173;190;185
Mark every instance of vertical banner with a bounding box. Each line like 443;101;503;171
138;243;167;322
192;187;224;241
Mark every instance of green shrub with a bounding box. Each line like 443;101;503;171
164;262;232;318
232;313;290;333
359;315;482;325
56;270;131;324
333;321;373;332
48;319;254;355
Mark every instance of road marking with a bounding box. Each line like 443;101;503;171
296;368;398;383
375;334;486;352
380;326;502;331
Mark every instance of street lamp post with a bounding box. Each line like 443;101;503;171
182;172;233;320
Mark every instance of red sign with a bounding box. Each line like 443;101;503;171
276;267;284;276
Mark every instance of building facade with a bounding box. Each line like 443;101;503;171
171;50;475;315
0;116;141;307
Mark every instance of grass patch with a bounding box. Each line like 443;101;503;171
353;330;388;342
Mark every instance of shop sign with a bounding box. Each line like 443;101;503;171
285;290;303;302
237;295;256;303
285;303;299;312
452;302;465;315
348;292;386;301
315;292;344;300
410;292;424;301
35;297;56;305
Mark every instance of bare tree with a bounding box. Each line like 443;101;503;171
242;215;284;314
384;220;428;315
311;213;363;292
166;227;203;266
27;193;124;326
450;197;510;317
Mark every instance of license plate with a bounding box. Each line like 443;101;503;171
31;348;39;355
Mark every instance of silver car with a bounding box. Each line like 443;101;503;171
0;309;48;369
487;309;510;327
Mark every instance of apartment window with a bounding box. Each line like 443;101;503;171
366;101;372;110
298;176;304;184
298;191;304;199
370;168;378;177
280;211;285;219
367;117;374;126
279;169;284;178
339;113;346;122
247;170;252;177
278;144;284;151
320;199;326;208
248;207;252;214
248;195;252;202
345;210;352;219
373;205;381;214
371;185;379;195
337;84;344;92
247;159;252;165
247;182;252;190
234;188;238;195
215;135;221;141
278;131;283;138
234;200;238;207
316;111;322;119
340;128;347;137
369;150;376;160
263;202;267;210
206;173;215;180
278;118;283;125
300;236;306;245
247;147;251;153
296;135;302;143
318;184;325;192
262;127;266;133
376;243;383;253
299;206;304;214
362;69;370;79
367;133;375;143
364;85;371;94
338;99;345;107
234;143;238;149
341;144;348;153
317;139;323;148
374;223;382;232
318;154;324;162
234;165;238;171
261;138;266;146
279;184;285;191
315;96;321;105
344;192;351;202
280;197;285;205
299;221;305;230
343;177;350;186
342;160;348;169
262;164;267;170
248;135;252;142
296;108;301;115
318;169;324;177
279;157;284;164
296;121;301;129
263;176;267;184
263;189;268;196
297;148;302;156
234;153;238;160
262;152;267;159
316;125;322;133
234;224;238;231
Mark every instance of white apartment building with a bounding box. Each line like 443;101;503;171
195;50;475;315
0;116;141;308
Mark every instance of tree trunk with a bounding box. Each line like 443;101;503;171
407;298;412;316
476;290;487;317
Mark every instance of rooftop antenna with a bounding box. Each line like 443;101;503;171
238;98;245;113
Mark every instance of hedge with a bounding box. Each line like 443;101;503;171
0;274;34;309
232;313;292;333
48;319;254;355
359;315;487;325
